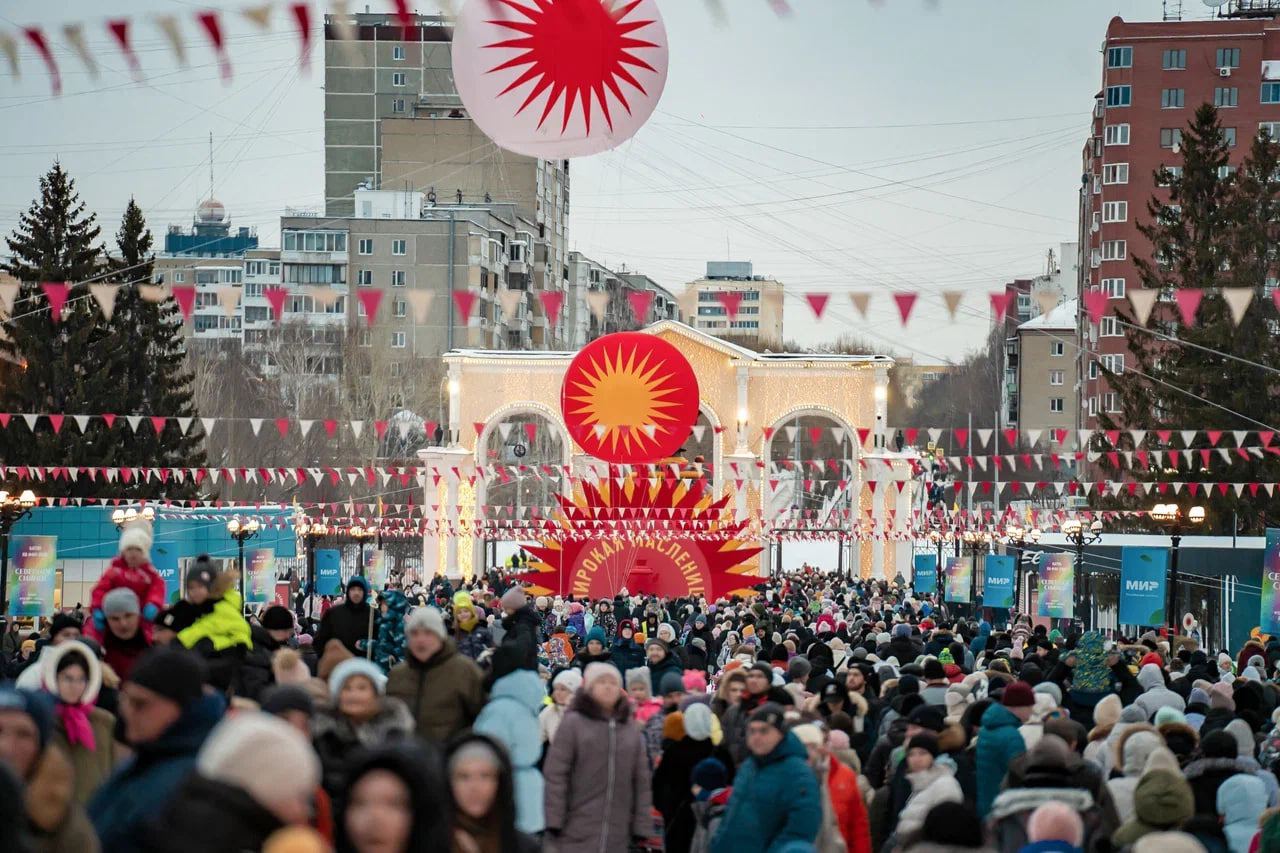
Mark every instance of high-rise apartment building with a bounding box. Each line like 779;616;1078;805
678;262;784;349
1079;6;1280;428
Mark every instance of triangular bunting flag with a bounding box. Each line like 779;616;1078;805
1222;287;1254;327
1083;289;1108;325
804;293;829;319
1128;288;1158;326
201;417;216;437
264;287;288;323
941;291;963;321
1174;288;1202;326
89;284;119;320
849;292;870;319
1034;290;1059;317
357;290;383;326
41;282;69;322
586;291;609;322
538;290;564;326
407;290;434;322
989;291;1012;323
171;285;197;322
250;418;264;437
452;289;478;323
627;290;654;323
892;292;917;325
0;283;17;316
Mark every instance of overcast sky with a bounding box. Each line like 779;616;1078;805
0;0;1198;361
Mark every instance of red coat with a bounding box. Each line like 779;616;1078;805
85;556;166;642
829;755;871;853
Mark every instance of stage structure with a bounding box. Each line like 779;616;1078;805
419;321;919;588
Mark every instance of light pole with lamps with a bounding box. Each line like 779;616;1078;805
296;520;331;621
226;517;261;606
1151;503;1205;632
0;490;37;617
1061;518;1102;629
350;524;376;581
1002;523;1041;614
111;506;156;531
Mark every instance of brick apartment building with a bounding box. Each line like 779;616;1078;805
1079;4;1280;428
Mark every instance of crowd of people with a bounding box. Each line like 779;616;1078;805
3;523;1280;853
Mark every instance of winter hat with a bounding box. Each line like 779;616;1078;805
346;576;370;598
1209;681;1235;712
1132;833;1208;853
261;685;314;718
921;802;984;848
1139;652;1164;669
1137;664;1165;692
1187;687;1210;709
118;523;152;555
787;657;812;682
791;723;824;748
907;732;940;758
1153;706;1187;728
1201;730;1239;759
691;757;728;792
893;623;912;639
645;637;667;653
1120;704;1148;724
663;712;686;741
684;703;713;741
683;670;708;693
102;587;140;617
1002;681;1036;708
1115;770;1194;842
1027;802;1084;847
907;704;946;733
1093;694;1123;729
261;606;294;631
828;729;851;751
748;702;787;733
922;658;946;681
197;712;320;811
271;648;311;686
660;671;686;696
585;626;607;646
625;666;650;690
40;641;102;706
0;686;53;748
48;612;81;639
552;669;583;692
328;657;387;701
405;607;447;640
1034;682;1062;705
19;638;35;654
129;647;207;708
1224;718;1255;758
499;586;527;611
185;556;217;590
583;661;621;689
1120;730;1164;777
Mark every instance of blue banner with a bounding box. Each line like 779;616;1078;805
315;549;342;597
1119;547;1169;626
913;553;937;596
984;554;1016;609
152;547;181;605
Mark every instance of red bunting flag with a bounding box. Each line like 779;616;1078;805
904;428;918;446
357;290;383;326
171;285;196;321
892;292;917;325
150;416;166;435
323;419;338;438
197;11;231;81
41;282;69;322
107;20;141;79
1083;289;1109;325
49;415;64;434
954;428;969;447
290;3;313;70
538;291;564;326
393;0;416;39
452;290;478;321
989;290;1013;323
264;287;288;323
717;291;744;319
24;28;60;96
804;293;829;319
473;422;486;436
275;419;289;438
1175;288;1202;326
627;290;654;323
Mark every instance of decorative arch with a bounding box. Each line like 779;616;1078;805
475;401;571;466
763;405;861;527
475;402;571;514
681;402;724;491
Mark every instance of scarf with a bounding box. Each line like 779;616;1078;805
451;813;501;853
56;702;96;751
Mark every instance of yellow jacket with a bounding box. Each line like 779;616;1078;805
177;589;251;652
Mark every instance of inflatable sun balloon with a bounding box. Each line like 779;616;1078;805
452;0;670;158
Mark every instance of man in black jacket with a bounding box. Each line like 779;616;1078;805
314;576;373;657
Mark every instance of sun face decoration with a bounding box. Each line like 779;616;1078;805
452;0;669;158
561;332;699;464
515;474;764;599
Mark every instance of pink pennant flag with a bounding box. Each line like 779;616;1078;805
375;421;389;439
627;290;654;324
41;282;69;322
290;3;312;70
264;287;288;323
523;422;537;443
538;291;565;326
357;289;383;326
107;19;141;80
892;292;917;325
1083;289;1109;325
24;28;60;96
804;293;829;319
275;418;290;438
452;290;477;322
323;419;338;438
150;416;166;435
1174;288;1203;326
196;11;231;81
954;428;969;447
49;415;64;434
767;0;794;15
717;291;744;319
393;0;416;39
171;285;196;321
989;290;1013;323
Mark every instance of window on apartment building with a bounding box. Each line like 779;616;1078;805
172;272;185;283
1049;370;1065;386
743;290;760;301
1215;87;1239;108
1103;163;1129;184
1102;201;1128;222
391;331;406;348
1093;137;1103;157
1104;124;1130;145
1261;122;1280;140
1219;164;1236;178
357;269;372;286
1102;277;1126;298
393;299;407;318
1101;353;1126;374
1160;128;1183;149
358;239;373;255
1089;360;1099;379
1049;398;1065;413
358;330;372;347
392;72;406;87
1217;47;1241;68
1101;240;1127;260
1264;84;1280;104
391;98;405;113
1107;46;1133;68
1105;392;1120;412
1161;88;1185;109
1162;49;1187;70
392;239;406;255
244;282;263;297
1050;340;1065;357
391;270;406;286
1087;397;1098;417
1157;165;1183;186
1100;316;1122;336
393;45;405;60
1106;85;1132;108
1092;211;1102;232
1224;127;1238;147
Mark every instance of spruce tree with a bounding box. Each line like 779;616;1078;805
0;162;127;498
1098;105;1280;533
106;199;207;499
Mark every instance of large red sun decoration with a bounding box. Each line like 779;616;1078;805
453;0;669;158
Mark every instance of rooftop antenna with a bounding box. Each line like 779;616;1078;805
208;132;214;199
1163;0;1183;20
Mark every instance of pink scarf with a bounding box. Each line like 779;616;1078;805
56;702;96;751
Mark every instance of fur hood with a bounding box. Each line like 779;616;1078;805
1158;721;1199;746
40;640;102;706
989;786;1095;820
26;744;75;832
312;696;414;746
1183;756;1253;780
846;690;869;718
1088;722;1114;744
1113;723;1159;772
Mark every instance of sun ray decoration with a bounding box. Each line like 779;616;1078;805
560;332;699;464
515;473;764;599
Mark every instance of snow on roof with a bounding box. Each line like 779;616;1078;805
1018;298;1077;332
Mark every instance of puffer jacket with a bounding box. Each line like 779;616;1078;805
385;639;485;744
312;697;414;797
975;703;1027;817
1218;773;1266;853
474;668;546;835
710;731;821;853
543;690;652;853
85;556;165;642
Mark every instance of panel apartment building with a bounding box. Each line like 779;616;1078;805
678;261;785;350
1080;5;1280;428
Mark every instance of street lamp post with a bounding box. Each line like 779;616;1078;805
1002;523;1042;615
226;517;261;606
111;505;156;531
1151;503;1205;632
1061;518;1103;630
350;524;375;580
0;490;37;617
296;520;331;621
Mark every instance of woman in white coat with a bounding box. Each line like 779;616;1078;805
895;732;964;846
